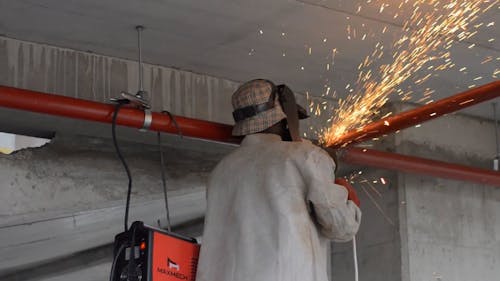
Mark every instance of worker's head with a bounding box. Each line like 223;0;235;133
231;79;308;141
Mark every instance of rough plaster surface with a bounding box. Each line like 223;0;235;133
0;133;223;218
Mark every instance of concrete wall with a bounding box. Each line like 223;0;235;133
0;35;240;275
400;175;499;281
0;133;227;274
0;36;240;124
330;121;403;281
0;36;334;137
331;103;499;281
331;168;402;281
396;104;500;281
0;134;223;217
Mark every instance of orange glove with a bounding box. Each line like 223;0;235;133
335;178;361;207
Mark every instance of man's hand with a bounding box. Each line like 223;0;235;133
335;178;361;207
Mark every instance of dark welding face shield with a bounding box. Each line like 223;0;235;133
232;79;309;141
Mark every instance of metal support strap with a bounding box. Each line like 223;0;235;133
140;109;153;131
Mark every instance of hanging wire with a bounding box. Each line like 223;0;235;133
111;102;133;231
157;111;183;232
157;131;172;232
353;236;359;281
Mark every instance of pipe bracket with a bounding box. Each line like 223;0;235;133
140;109;153;132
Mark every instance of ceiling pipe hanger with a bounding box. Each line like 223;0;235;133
111;25;150;110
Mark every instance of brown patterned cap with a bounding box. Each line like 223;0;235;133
231;79;286;136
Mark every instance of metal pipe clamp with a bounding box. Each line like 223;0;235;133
140;109;153;132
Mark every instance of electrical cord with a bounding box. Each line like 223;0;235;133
127;224;139;281
111;101;133;232
111;103;142;281
353;235;359;281
157;131;172;232
109;243;126;281
161;110;183;138
157;111;183;232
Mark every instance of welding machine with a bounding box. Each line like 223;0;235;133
110;221;200;281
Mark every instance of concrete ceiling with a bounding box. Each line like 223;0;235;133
0;0;498;119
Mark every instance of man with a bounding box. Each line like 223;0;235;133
196;79;361;281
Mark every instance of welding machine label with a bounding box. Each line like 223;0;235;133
152;232;200;281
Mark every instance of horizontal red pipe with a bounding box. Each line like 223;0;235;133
1;85;498;186
341;147;500;187
0;85;240;144
331;81;500;148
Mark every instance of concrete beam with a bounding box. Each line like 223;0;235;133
0;189;206;274
0;217;204;281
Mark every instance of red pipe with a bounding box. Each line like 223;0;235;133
341;147;500;187
0;85;498;186
0;85;241;144
330;81;500;148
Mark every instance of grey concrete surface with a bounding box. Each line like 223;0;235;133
1;219;204;281
331;168;402;281
401;175;499;281
396;103;499;168
0;133;224;216
0;1;497;119
0;35;330;140
396;108;500;281
0;36;240;125
331;104;500;281
0;133;226;275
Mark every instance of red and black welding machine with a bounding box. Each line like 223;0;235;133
111;221;200;281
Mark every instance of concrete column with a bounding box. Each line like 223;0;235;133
330;103;499;281
395;103;500;281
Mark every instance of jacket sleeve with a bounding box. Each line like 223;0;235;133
301;147;362;242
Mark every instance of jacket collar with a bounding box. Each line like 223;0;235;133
241;133;282;146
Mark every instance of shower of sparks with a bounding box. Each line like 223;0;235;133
360;184;395;226
318;0;498;147
494;69;500;78
380;177;387;185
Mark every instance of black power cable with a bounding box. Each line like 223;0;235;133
111;101;141;281
109;244;126;281
127;224;139;281
111;101;133;232
157;110;183;232
157;131;172;232
109;105;182;280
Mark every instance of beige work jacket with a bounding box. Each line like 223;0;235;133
196;134;361;281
